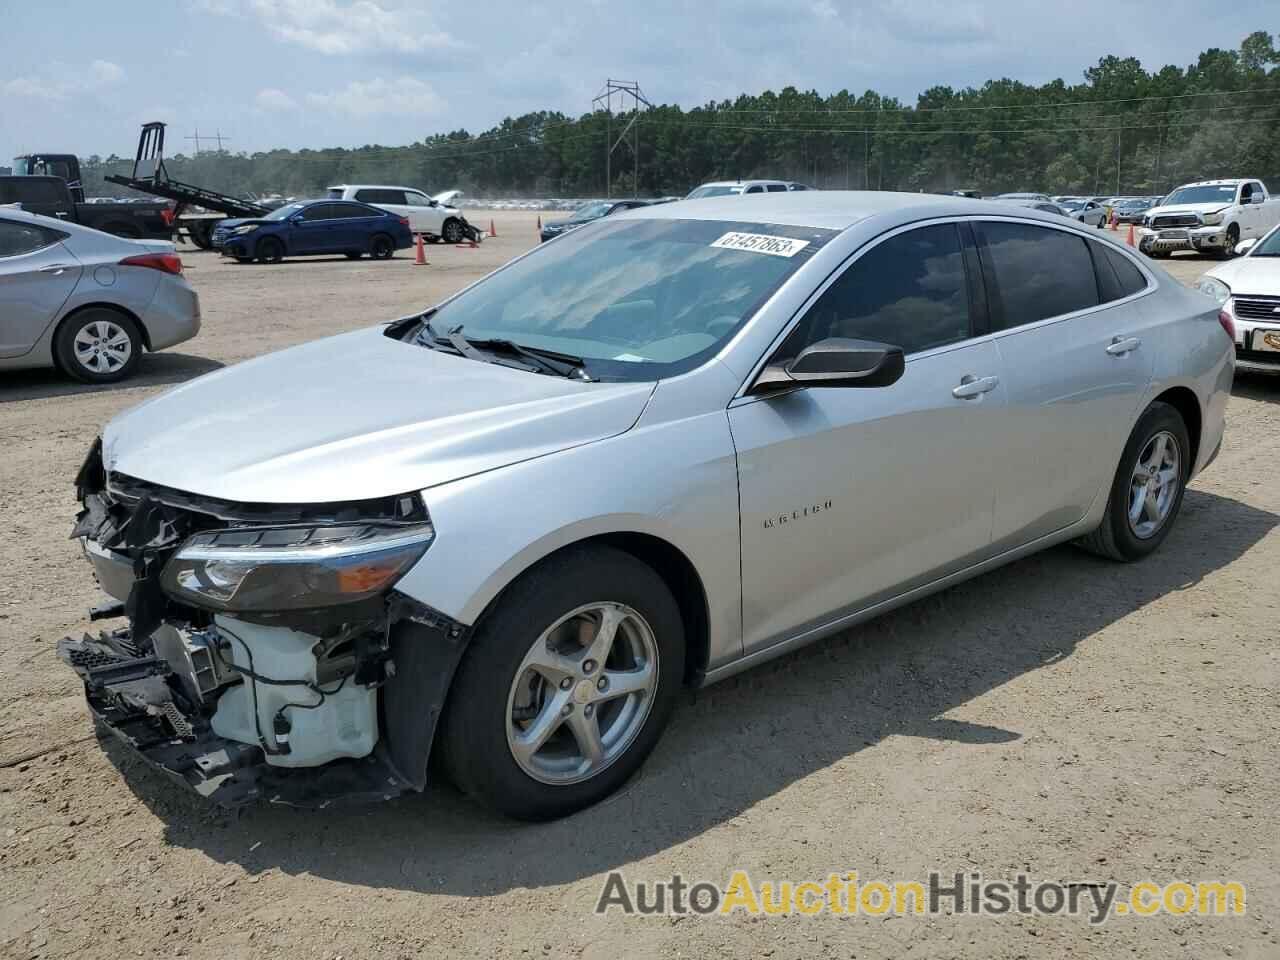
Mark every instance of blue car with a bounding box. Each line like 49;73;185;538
212;199;414;264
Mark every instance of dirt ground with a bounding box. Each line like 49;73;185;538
1;212;1277;959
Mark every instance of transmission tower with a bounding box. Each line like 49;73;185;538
593;79;651;198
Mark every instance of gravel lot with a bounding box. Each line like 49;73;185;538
1;213;1277;959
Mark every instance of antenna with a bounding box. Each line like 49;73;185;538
592;79;651;199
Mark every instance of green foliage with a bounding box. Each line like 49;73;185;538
78;34;1279;201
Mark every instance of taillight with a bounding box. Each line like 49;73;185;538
159;208;176;227
119;253;183;276
399;217;410;227
1218;308;1236;342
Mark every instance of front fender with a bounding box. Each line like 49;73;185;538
393;397;744;674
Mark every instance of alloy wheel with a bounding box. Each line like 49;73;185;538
1127;430;1181;539
73;319;132;375
506;602;660;785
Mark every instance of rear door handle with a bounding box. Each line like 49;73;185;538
39;264;74;275
952;374;999;399
1106;336;1141;356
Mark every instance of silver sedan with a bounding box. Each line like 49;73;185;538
61;192;1230;820
0;208;200;382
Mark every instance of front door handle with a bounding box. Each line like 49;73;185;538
952;374;999;399
1106;336;1141;356
39;264;74;275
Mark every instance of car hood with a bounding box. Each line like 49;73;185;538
432;189;463;205
102;326;656;504
1146;204;1227;218
1205;256;1280;294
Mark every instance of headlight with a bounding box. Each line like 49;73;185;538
161;521;434;611
1201;211;1224;226
1193;276;1231;306
232;224;260;235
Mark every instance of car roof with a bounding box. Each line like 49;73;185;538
619;189;1020;231
328;184;422;191
694;179;790;188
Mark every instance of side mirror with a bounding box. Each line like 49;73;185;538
751;338;906;394
1235;237;1258;256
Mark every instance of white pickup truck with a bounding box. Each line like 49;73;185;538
1137;178;1280;258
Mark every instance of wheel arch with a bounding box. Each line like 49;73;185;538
53;301;151;355
1151;384;1202;468
468;530;711;686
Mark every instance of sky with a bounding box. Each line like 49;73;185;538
1;0;1274;162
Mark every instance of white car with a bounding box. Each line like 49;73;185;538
326;184;467;243
1194;223;1280;374
1138;179;1280;258
686;180;794;199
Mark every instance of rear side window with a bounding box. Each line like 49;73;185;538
976;221;1099;329
9;179;65;204
355;189;405;205
0;219;65;257
765;184;787;192
1089;241;1148;302
300;204;335;221
744;185;764;194
786;223;971;356
339;203;383;218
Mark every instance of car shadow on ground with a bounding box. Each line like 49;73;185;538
0;353;224;404
105;487;1277;897
1233;374;1280;400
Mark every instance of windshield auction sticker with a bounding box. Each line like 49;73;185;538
711;232;811;257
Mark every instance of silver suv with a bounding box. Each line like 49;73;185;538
61;192;1231;820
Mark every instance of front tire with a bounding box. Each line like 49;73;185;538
256;236;284;264
54;308;143;384
441;218;463;244
440;546;684;821
1218;224;1240;260
1077;401;1190;561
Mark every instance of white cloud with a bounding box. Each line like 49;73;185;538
256;87;300;111
200;0;458;55
305;76;444;116
2;59;125;101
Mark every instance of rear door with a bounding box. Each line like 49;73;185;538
0;219;81;357
975;219;1155;550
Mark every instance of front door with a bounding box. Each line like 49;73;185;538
0;220;81;358
291;203;343;254
730;222;1008;654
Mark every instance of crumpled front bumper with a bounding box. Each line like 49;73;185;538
1137;224;1228;253
58;629;409;808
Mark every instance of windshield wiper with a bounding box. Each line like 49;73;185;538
466;337;593;381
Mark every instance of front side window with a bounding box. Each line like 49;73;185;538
976;221;1098;329
265;203;305;221
300;204;337;221
405;191;430;206
782;223;971;358
420;217;835;381
766;184;787;192
0;220;64;257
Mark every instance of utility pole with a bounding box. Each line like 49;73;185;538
1115;130;1121;195
185;129;202;155
593;79;651;198
212;130;230;152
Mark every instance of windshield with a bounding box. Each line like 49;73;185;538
13;158;30;175
265;203;305;220
570;201;613;221
686;185;743;199
1162;185;1237;206
421;218;834;381
1251;226;1280;257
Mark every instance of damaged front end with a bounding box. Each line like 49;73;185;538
59;438;468;808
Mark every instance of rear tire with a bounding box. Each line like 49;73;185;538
188;222;214;249
1076;401;1190;562
440;546;684;821
369;234;394;259
256;236;284;264
53;308;143;384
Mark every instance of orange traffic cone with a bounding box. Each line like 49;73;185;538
488;219;497;238
413;233;427;266
1126;223;1135;247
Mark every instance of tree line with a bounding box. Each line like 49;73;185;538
77;31;1280;202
